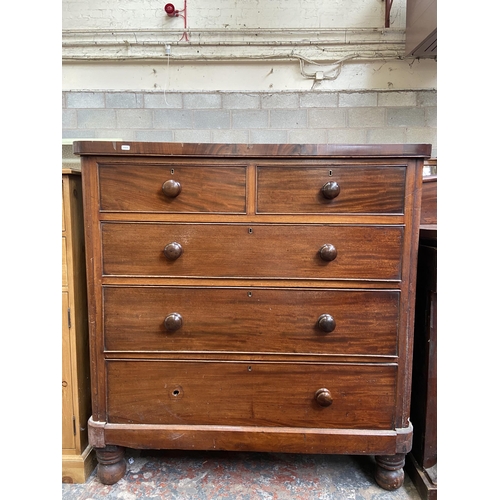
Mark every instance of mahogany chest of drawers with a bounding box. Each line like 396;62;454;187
75;141;431;490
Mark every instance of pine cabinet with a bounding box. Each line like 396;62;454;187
62;168;96;483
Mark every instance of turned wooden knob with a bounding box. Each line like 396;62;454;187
162;179;182;198
319;244;337;261
163;242;183;261
318;314;336;333
321;181;340;200
315;388;333;407
164;313;183;332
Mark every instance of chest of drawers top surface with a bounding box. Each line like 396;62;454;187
76;142;430;490
74;141;431;157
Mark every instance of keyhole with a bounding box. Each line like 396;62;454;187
171;168;175;174
169;386;183;399
329;170;333;176
248;227;253;234
247;291;252;297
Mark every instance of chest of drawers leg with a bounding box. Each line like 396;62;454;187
76;142;430;489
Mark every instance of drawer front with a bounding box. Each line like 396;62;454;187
107;361;397;429
98;164;246;213
103;287;399;356
102;223;403;280
257;166;406;214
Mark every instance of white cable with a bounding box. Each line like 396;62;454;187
295;53;358;81
163;51;170;106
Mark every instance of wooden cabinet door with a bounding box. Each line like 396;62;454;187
62;291;75;450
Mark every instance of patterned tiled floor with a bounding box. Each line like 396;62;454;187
62;449;422;499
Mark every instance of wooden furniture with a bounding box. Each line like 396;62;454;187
75;141;431;490
62;168;96;482
419;174;437;227
405;173;437;499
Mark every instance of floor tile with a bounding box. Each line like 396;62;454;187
62;450;421;499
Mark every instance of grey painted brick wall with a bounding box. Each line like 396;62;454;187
62;90;437;156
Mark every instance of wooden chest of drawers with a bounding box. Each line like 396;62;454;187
75;141;431;490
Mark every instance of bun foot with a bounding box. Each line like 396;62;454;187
375;454;405;490
95;445;127;485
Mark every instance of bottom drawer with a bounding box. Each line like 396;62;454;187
107;361;397;430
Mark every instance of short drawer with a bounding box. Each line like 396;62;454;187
101;223;403;281
98;164;246;213
256;166;406;214
106;360;397;429
103;287;399;356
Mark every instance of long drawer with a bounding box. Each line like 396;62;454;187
103;286;399;355
98;164;247;213
256;165;406;214
106;360;397;429
101;223;404;280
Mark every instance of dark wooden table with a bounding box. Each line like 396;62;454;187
405;174;437;500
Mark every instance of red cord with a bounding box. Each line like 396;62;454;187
165;1;188;41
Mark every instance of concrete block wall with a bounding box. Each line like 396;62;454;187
62;90;437;156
